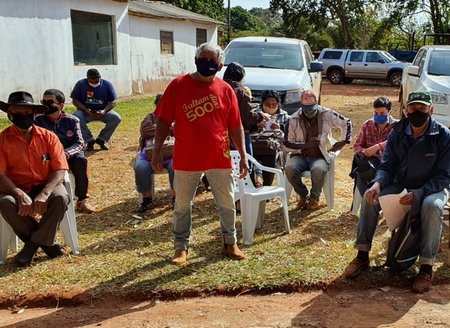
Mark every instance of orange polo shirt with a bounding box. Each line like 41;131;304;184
0;125;69;193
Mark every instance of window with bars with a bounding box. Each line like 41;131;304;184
196;29;207;47
71;10;116;65
160;31;174;55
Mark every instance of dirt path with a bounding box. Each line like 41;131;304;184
1;284;450;327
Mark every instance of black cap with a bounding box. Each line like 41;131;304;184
0;91;48;113
87;68;101;78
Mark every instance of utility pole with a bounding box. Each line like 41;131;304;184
227;0;231;44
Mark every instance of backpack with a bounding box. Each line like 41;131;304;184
383;211;421;273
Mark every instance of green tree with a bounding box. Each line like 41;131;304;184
161;0;227;21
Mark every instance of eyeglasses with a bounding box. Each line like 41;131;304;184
40;99;60;106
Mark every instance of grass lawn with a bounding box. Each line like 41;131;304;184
1;83;450;304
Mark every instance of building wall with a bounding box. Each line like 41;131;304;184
129;15;218;94
0;0;131;102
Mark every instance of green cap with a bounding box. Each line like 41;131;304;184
406;90;432;106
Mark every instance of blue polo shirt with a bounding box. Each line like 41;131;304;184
70;78;117;112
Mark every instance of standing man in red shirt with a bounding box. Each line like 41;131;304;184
0;92;69;266
152;43;249;266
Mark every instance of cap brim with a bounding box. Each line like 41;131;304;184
301;103;318;111
0;102;48;114
406;100;431;106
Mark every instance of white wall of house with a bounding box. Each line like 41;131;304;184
129;15;218;94
0;0;220;102
0;0;131;102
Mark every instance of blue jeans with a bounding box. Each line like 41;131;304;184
73;109;121;143
172;169;237;250
134;159;174;193
354;182;448;265
285;156;329;199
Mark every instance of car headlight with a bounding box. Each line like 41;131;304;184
430;91;448;105
284;89;302;105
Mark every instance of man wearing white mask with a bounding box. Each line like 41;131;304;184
71;68;121;151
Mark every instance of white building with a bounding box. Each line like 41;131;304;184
0;0;222;101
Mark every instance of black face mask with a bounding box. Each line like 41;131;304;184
46;105;59;115
9;112;34;130
196;59;219;77
407;110;429;127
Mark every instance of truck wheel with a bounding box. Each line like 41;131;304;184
343;78;354;84
328;69;343;84
389;72;402;87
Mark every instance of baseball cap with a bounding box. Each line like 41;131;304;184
87;68;101;78
406;90;432;106
300;90;318;111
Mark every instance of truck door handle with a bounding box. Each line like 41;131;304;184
364;64;368;66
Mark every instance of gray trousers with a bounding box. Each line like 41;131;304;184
0;184;69;246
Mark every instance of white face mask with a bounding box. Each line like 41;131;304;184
89;82;100;88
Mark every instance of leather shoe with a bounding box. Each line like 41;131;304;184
296;197;308;210
412;271;434;293
307;198;319;210
85;139;95;151
14;240;40;267
344;257;369;279
95;138;109;150
41;243;66;259
172;250;188;266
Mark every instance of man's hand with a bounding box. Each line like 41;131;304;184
399;191;414;206
329;140;347;152
16;191;35;217
33;192;49;215
364;182;381;205
85;108;94;117
239;157;249;179
94;110;105;118
151;152;164;172
301;139;320;152
362;144;380;157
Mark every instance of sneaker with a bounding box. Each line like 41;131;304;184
85;139;95;151
138;197;154;213
95;138;109;150
76;199;96;214
172;249;188;266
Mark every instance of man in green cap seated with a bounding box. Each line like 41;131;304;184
344;90;450;293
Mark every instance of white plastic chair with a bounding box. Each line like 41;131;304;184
230;150;290;245
284;149;340;211
0;171;80;264
351;187;363;215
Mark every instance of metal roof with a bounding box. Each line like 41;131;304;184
128;0;223;25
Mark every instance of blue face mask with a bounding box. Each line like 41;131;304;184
373;113;388;124
196;59;219;77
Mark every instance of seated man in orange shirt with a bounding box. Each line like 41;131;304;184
0;91;70;267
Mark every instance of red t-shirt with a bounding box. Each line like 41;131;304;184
155;74;241;171
0;125;69;193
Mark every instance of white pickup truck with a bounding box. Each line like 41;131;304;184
398;45;450;126
318;48;406;86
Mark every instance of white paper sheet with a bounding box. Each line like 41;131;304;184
378;189;411;231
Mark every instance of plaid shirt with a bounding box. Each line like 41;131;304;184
353;116;398;159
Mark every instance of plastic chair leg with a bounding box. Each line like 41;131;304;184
352;188;362;215
279;192;291;233
1;213;19;264
242;197;259;246
62;174;80;255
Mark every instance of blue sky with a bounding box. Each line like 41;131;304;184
231;0;271;10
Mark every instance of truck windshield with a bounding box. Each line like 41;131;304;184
224;42;303;70
428;51;450;76
380;51;398;63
